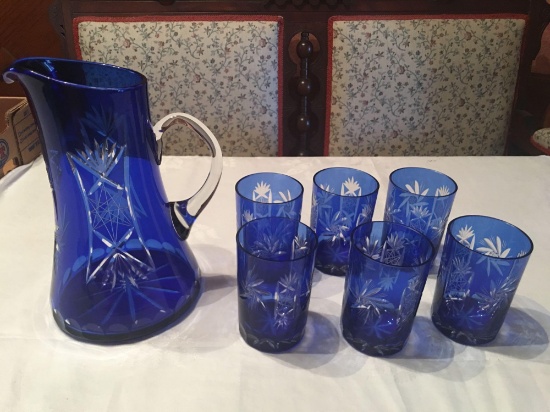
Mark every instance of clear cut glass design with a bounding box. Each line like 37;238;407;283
311;167;379;276
235;172;303;229
341;221;434;356
237;217;317;352
431;215;533;345
384;167;457;258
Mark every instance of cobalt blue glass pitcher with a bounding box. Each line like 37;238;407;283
3;58;223;343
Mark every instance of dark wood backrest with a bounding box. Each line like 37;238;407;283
50;0;550;156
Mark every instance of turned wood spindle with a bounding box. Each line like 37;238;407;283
295;32;313;156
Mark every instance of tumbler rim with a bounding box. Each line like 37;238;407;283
235;172;304;204
313;167;379;198
350;220;435;269
236;217;318;263
389;166;458;198
447;214;534;260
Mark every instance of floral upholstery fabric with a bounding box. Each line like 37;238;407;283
531;128;550;154
327;17;526;156
75;17;282;156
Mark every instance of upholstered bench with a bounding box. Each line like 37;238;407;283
50;0;550;156
531;128;550;154
326;16;525;156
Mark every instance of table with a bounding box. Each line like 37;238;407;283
1;156;549;411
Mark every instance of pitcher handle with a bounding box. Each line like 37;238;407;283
153;113;223;240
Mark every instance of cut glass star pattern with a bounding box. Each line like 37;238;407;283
66;137;166;316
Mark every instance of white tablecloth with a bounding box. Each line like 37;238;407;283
1;156;549;412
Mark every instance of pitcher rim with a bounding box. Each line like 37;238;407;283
5;57;147;91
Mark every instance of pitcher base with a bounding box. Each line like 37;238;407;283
52;278;202;344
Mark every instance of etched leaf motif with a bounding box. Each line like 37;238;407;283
457;225;475;248
240;269;269;309
278;272;300;294
341;176;362;196
356;203;374;225
380;232;407;265
472;282;503;314
475;236;511;276
450;303;487;329
242;210;254;223
472;275;519;314
70;140;126;197
292;235;311;258
252;233;286;259
378;269;399;291
405;180;429;196
360;236;382;260
384;199;402;222
429;216;447;243
316;185;335;206
398;188;429;210
476;236;511;258
277;190;293;202
350;279;394;324
80;105;123;143
435;185;451;196
320;183;333;193
411;205;430;218
319;210;351;241
252;181;272;202
275;203;299;219
386;232;406;249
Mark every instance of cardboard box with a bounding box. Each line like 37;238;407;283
0;97;42;178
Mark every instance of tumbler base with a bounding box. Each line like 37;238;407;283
239;324;304;353
343;333;405;357
432;315;497;346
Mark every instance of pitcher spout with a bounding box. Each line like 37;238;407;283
4;57;59;86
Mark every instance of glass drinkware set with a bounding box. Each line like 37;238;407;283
236;167;533;355
4;58;533;354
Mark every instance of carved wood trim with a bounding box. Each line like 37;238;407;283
264;0;353;7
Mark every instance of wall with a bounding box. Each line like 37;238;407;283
0;0;63;96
